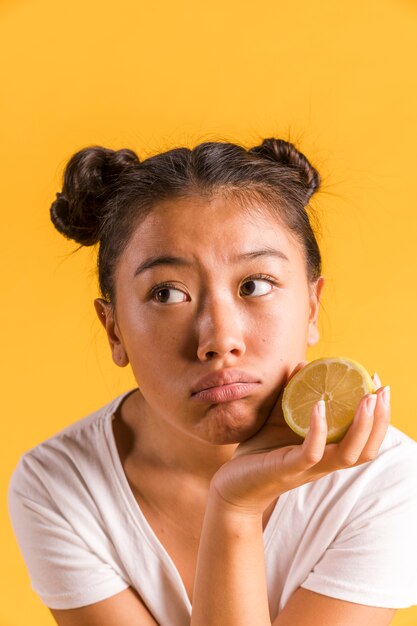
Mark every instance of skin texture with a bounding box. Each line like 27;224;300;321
51;195;395;625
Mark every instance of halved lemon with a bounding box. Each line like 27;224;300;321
282;357;376;443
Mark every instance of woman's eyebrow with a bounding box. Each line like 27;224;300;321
133;255;190;277
239;248;290;263
133;248;289;278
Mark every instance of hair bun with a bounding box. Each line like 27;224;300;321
248;138;320;203
50;145;140;246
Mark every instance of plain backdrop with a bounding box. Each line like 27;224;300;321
1;0;416;624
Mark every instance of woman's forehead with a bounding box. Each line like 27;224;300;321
118;195;304;277
131;195;298;250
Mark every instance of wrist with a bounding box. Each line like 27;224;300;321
207;483;265;526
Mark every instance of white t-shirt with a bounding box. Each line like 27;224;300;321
8;388;417;624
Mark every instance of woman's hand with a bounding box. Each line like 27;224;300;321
211;362;390;516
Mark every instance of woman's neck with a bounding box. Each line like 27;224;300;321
112;388;238;487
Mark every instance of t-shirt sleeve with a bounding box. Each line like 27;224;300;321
301;436;417;608
8;453;130;610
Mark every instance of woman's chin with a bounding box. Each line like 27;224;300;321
193;402;268;445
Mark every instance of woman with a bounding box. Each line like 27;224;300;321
8;138;417;625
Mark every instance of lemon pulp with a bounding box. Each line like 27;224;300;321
282;357;376;443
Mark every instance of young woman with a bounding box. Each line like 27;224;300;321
8;138;417;626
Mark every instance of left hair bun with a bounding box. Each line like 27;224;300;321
49;146;140;246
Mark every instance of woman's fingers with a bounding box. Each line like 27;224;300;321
216;373;390;509
356;385;390;462
302;401;328;464
310;385;390;473
336;385;390;466
336;394;377;465
373;372;382;390
270;380;390;489
282;402;328;473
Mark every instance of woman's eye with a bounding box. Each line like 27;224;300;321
151;285;188;304
240;278;275;297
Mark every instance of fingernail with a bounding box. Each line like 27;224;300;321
366;394;377;413
318;400;326;419
373;372;382;389
382;386;390;407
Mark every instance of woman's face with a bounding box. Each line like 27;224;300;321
95;195;325;445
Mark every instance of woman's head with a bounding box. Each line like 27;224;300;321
50;138;322;308
50;138;325;445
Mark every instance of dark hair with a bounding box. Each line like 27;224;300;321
50;138;322;306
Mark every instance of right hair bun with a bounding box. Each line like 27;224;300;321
249;138;320;203
50;145;140;246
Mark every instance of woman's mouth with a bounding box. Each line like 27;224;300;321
191;382;260;403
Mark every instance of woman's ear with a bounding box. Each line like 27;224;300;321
307;276;325;347
94;298;130;367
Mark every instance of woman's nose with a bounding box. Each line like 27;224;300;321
196;295;246;362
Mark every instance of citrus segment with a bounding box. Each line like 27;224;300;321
282;357;376;443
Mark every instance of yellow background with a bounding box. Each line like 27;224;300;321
1;0;416;624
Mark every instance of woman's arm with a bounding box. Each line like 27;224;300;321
190;366;392;626
273;588;396;625
190;492;270;626
190;488;396;626
49;587;159;626
48;579;397;626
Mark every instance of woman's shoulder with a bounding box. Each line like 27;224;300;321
343;423;417;488
381;423;417;450
377;423;417;474
8;388;137;498
292;424;417;510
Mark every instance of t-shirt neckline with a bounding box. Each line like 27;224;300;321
102;387;288;608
